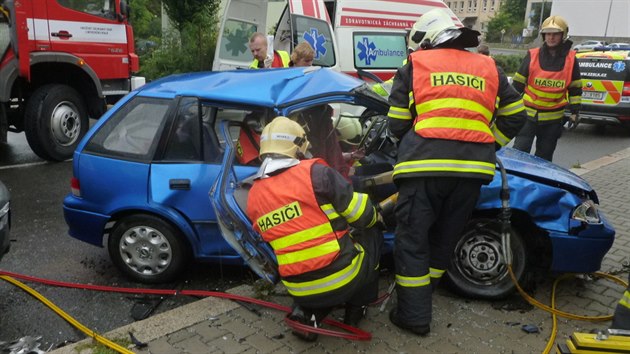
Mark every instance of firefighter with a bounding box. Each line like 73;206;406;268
386;9;527;335
248;32;290;69
611;273;630;330
246;116;383;341
512;15;582;162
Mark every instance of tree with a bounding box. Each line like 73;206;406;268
161;0;220;33
486;0;527;42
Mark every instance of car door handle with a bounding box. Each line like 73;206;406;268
169;179;190;190
51;31;73;39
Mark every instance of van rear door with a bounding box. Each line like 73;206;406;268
212;0;268;71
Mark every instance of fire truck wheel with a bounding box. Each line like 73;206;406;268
444;218;528;300
24;84;88;161
108;214;191;284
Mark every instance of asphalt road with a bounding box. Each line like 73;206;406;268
0;123;629;349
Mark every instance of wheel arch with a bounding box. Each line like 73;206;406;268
105;208;196;257
471;207;553;270
29;53;106;118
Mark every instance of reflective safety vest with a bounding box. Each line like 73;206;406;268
411;49;499;143
247;159;349;278
235;126;260;165
249;50;290;69
524;48;575;112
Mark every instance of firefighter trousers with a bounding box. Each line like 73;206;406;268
513;117;563;162
393;177;482;326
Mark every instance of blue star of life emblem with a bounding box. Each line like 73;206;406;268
612;61;626;73
357;37;377;65
303;28;327;59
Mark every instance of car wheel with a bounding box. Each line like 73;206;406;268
445;218;527;300
108;215;190;284
24;84;88;161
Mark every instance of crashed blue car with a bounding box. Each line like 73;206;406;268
62;67;614;299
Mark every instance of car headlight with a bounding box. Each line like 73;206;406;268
572;200;600;224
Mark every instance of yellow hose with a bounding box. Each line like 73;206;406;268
507;266;629;353
0;275;134;354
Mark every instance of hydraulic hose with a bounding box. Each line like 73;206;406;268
495;157;629;354
0;269;372;348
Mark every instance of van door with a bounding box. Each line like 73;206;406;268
213;0;338;71
212;0;268;71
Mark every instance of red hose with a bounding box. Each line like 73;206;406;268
0;270;372;341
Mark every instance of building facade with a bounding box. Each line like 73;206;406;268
445;0;502;37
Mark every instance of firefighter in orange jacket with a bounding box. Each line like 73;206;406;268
512;15;582;162
246;116;383;341
386;9;527;335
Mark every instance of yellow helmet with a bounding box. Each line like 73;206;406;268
332;115;362;145
408;9;461;50
541;15;569;40
259;116;310;159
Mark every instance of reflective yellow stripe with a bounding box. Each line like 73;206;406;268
492;125;510;146
527;86;566;99
416;98;493;122
525;107;537;118
388;106;412;120
282;244;364;296
569;79;582;88
396;273;430;287
270;223;333;250
429;268;445;279
341;192;368;223
496;100;525;116
414;117;493;137
320;203;340;220
393;159;496;176
524;94;567;108
276;239;339;266
537;110;565;121
568;95;581;105
513;73;526;84
620;290;630;309
408;91;415;108
366;208;377;228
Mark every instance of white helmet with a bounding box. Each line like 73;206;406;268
332;115;362;145
408;9;462;50
259;116;310;159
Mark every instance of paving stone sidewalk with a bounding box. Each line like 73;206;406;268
52;148;630;354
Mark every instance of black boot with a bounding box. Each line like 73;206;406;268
288;306;331;342
343;304;367;327
389;308;430;336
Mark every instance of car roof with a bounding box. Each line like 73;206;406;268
135;67;366;107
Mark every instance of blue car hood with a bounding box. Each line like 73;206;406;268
497;148;592;192
136;67;365;108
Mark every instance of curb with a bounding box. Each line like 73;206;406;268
569;147;630;176
49;286;247;354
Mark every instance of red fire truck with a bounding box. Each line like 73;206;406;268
0;0;143;161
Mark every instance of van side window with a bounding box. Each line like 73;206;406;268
353;33;407;70
293;15;335;67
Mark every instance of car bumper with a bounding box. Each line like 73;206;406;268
549;214;615;273
63;204;110;247
572;104;630;126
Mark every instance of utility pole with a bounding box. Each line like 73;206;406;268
604;0;613;39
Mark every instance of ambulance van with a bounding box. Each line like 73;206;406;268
574;49;630;130
212;0;461;80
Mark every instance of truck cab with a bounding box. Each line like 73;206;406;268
0;0;143;161
212;0;459;81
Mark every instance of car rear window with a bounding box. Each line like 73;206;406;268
85;97;171;161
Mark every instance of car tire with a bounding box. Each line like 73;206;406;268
445;218;527;300
108;214;190;284
24;84;88;161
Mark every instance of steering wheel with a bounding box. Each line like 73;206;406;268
357;113;389;156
